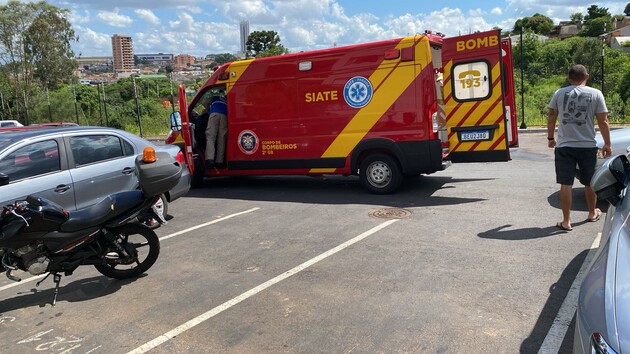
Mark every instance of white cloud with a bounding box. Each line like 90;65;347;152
469;8;484;17
135;9;160;25
60;0;630;57
73;26;111;57
67;9;91;25
96;9;133;28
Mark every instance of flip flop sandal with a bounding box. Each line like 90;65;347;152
556;222;573;231
587;210;602;222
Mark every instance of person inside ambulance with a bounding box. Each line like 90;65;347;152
204;95;228;168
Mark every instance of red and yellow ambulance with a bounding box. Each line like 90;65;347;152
169;29;518;193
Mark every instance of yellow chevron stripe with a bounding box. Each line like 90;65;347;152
447;62;505;152
224;59;255;93
319;36;431;159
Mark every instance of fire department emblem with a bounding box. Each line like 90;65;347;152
238;130;259;155
343;76;373;108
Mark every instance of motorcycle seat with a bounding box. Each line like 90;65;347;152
60;190;144;232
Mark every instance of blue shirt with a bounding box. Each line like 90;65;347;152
209;100;227;116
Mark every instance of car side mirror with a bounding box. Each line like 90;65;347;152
591;154;630;204
0;173;8;186
170;111;182;131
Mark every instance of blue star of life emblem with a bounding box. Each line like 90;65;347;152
343;76;373;108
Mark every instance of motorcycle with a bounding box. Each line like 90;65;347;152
0;147;183;306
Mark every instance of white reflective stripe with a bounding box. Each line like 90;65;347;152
186;146;192;153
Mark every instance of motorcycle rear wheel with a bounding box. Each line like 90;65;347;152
94;224;160;279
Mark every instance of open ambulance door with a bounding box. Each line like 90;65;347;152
442;29;511;163
177;84;195;174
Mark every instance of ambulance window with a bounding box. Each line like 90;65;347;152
452;61;491;101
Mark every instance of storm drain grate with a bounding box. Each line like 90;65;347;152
368;208;412;219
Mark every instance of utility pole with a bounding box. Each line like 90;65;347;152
132;75;144;137
601;22;606;95
72;81;79;124
519;28;526;129
46;88;52;122
101;82;109;127
97;83;103;126
169;73;175;113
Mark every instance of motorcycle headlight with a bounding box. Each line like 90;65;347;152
591;332;618;354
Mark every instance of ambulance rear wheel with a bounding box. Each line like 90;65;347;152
359;154;402;194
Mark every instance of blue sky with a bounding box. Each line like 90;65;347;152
8;0;629;57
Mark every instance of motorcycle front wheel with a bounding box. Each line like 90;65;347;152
94;224;160;279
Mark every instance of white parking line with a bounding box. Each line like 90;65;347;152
127;219;399;354
159;207;260;241
0;208;260;294
0;274;46;292
537;232;602;354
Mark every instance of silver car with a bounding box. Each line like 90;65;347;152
0;126;190;219
595;127;630;168
574;154;630;353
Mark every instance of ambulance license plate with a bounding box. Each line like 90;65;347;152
461;130;490;141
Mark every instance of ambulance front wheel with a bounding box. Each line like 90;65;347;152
359;154;403;194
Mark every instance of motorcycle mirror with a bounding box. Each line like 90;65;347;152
0;173;8;186
170;111;182;131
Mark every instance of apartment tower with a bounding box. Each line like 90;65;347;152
111;34;134;73
239;20;250;54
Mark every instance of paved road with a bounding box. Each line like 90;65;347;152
0;132;605;353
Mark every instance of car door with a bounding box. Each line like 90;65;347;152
67;133;138;210
0;138;74;208
442;29;511;162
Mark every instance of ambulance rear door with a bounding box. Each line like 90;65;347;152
442;29;510;163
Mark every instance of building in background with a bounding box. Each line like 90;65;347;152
174;54;196;69
238;20;250;58
135;53;174;64
111;34;134;73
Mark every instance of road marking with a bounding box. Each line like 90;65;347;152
159;207;260;241
127;219;399;354
0;274;46;292
538;232;602;354
0;208;260;294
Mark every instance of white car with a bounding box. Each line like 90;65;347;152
0;120;24;128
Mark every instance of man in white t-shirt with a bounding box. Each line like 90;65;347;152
547;64;611;231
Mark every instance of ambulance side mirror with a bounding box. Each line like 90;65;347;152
170;111;182;131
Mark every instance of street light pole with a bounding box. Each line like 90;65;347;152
72;81;79;125
601;23;606;95
519;28;526;129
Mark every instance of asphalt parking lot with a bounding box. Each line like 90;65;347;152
0;132;606;353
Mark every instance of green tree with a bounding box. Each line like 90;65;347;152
0;0;77;124
256;45;289;58
512;31;545;81
246;30;288;57
213;53;237;65
625;2;630;16
580;16;613;36
585;5;610;20
619;68;630;103
513;13;554;35
570;12;584;24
